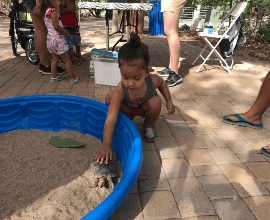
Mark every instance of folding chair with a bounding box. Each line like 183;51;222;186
192;2;247;74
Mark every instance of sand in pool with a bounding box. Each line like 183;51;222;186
0;129;121;219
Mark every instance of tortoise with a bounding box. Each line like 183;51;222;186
89;158;117;188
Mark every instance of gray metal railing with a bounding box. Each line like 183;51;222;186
180;6;212;20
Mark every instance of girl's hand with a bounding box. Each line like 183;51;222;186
95;146;113;164
66;32;71;39
166;100;175;115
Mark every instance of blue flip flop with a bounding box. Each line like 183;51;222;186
222;114;263;129
261;146;270;157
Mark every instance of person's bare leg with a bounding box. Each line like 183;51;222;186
75;39;85;60
76;44;84;60
141;95;162;125
225;70;270;125
76;45;81;57
51;53;59;79
163;11;180;73
30;0;51;68
69;48;74;59
61;51;76;81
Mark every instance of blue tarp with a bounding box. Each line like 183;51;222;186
149;1;165;36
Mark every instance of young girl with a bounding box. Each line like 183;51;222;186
95;33;175;164
43;0;81;84
60;0;84;65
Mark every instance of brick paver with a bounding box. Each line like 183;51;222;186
245;162;270;182
183;149;216;166
176;134;217;149
154;136;185;159
244;196;270;220
138;151;166;180
198;175;238;200
140;191;181;219
169;177;215;218
220;164;269;198
212;197;257;220
109;193;144;220
162;158;194;178
138;178;171;193
192;165;223;176
1;17;270;220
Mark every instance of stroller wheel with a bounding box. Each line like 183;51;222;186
9;5;19;56
25;39;40;65
11;38;19;56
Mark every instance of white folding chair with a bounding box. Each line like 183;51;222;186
192;2;247;74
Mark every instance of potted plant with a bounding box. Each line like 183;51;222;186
212;26;219;34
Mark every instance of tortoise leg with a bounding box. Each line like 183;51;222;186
89;178;99;188
98;177;106;187
107;177;115;188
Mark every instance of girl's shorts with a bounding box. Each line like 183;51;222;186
161;0;187;15
47;34;69;55
65;27;80;48
127;108;143;120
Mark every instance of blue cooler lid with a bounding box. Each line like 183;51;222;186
91;48;118;59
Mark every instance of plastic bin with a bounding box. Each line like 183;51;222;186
0;95;142;220
204;26;213;34
90;49;121;86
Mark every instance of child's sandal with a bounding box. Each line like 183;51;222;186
73;57;81;62
78;55;86;61
70;76;82;84
50;76;65;83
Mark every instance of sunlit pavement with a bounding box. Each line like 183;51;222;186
1;18;270;220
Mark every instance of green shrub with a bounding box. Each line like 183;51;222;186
255;22;270;42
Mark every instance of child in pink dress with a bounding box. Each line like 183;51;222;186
43;0;81;84
60;0;84;65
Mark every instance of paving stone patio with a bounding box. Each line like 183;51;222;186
1;17;270;220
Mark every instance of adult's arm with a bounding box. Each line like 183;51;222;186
60;0;76;15
31;0;46;17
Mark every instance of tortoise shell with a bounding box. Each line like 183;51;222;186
90;158;117;178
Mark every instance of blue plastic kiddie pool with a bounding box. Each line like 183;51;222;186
0;95;142;220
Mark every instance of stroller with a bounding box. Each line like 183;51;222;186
9;0;40;65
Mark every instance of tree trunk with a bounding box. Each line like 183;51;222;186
124;0;145;34
190;5;201;31
112;10;119;33
94;0;101;18
255;7;264;29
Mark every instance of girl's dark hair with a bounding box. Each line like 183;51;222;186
118;32;150;69
40;0;49;14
